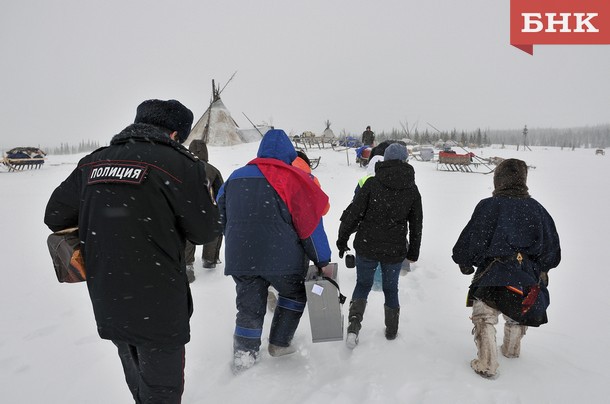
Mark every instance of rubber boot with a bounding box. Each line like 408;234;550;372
384;305;400;340
268;296;305;354
232;331;261;374
203;236;222;268
346;299;367;349
232;349;258;374
268;343;297;357
501;320;527;358
470;301;499;378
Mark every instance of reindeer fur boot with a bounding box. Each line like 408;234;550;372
501;320;527;358
470;301;499;378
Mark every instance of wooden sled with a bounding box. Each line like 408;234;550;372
2;147;46;172
309;156;321;170
436;151;495;174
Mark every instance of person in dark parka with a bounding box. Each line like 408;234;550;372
452;158;561;379
337;143;423;348
361;125;375;146
44;99;221;403
217;129;331;373
184;139;225;280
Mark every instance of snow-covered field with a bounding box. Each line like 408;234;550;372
1;141;608;403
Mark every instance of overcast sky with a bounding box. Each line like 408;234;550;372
2;0;609;148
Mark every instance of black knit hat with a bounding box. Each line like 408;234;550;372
134;99;194;143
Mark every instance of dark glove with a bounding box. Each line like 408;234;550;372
336;240;349;259
316;261;330;271
459;265;475;275
540;271;549;287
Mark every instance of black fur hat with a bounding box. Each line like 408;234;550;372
134;99;194;143
189;139;208;162
493;158;529;198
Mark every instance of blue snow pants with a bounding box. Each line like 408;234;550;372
232;273;307;354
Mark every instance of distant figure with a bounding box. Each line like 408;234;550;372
185;139;225;281
452;158;561;379
337;143;423;349
44;99;221;403
361;125;375;146
217;129;331;373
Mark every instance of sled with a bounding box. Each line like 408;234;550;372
331;145;350;152
356;146;372;167
371;259;411;292
411;147;435;162
2;147;46;172
292;132;337;150
436;151;495;174
309;156;321;170
331;136;362;151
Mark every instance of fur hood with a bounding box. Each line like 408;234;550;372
493;158;529;198
189;139;209;162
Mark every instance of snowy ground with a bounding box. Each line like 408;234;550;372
1;141;609;403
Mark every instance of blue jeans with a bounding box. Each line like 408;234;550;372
232;274;306;353
352;255;402;308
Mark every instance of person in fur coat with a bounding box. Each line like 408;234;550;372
452;158;561;378
184;139;225;281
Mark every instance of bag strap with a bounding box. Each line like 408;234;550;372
320;274;347;305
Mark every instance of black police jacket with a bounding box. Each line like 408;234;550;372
45;123;221;347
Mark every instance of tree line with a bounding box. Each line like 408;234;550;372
25;123;610;155
374;123;610;149
46;140;102;155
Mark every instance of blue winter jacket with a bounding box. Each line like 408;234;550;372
217;130;331;276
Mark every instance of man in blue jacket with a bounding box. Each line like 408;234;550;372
217;129;331;373
453;158;561;378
